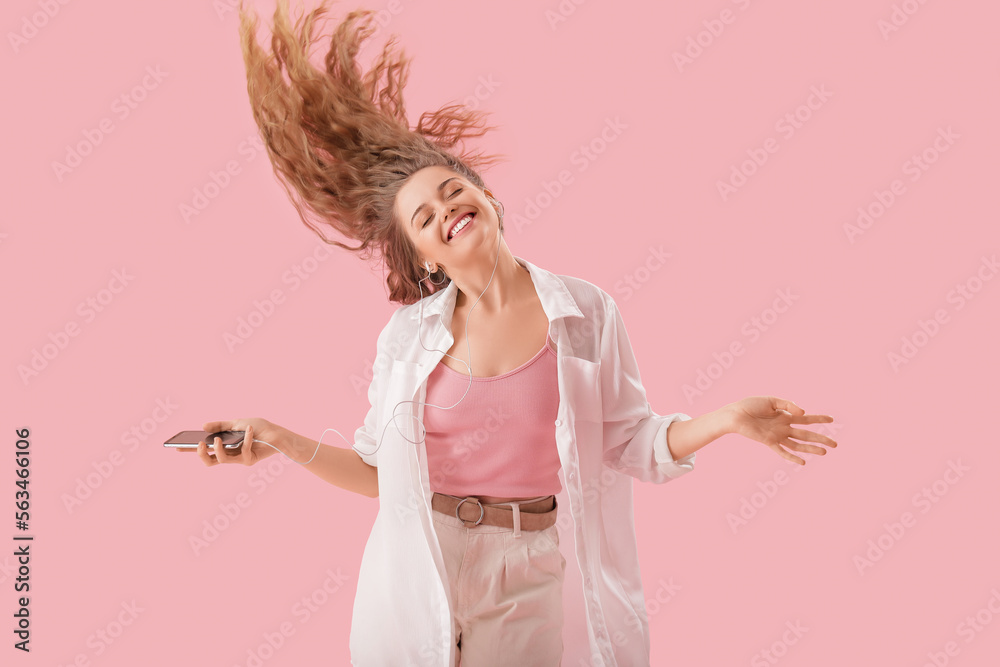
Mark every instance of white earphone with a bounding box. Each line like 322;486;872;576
249;196;504;465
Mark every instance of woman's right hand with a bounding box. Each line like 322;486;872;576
183;418;287;467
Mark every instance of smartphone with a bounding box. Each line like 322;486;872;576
163;430;246;449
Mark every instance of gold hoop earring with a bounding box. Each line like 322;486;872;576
423;260;447;285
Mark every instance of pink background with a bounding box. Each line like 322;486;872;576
5;0;999;665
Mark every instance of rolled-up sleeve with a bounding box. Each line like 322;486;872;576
599;297;697;483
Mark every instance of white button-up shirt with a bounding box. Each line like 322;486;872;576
349;256;697;666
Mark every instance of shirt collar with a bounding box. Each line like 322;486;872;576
412;255;584;326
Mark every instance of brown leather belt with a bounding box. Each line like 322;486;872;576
432;493;557;534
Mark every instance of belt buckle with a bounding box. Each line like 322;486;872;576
455;497;485;526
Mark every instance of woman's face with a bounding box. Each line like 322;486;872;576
394;165;498;276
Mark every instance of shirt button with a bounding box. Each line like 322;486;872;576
568;472;576;480
554;419;561;427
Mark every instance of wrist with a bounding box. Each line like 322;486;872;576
274;427;305;459
712;404;739;438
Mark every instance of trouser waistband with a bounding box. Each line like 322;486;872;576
432;493;557;538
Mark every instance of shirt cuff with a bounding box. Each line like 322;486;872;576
654;414;697;479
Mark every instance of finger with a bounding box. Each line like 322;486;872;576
773;398;805;416
207;436;225;463
788;428;838;448
212;436;236;463
197;440;218;467
791;414;834;425
769;443;805;465
782;436;827;456
202;420;233;433
242;425;254;466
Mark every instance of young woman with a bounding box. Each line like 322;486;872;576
182;2;838;665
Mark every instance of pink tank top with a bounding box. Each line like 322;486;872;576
423;336;562;498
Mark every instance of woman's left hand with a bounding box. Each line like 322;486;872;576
726;396;837;465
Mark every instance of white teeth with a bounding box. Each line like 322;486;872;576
449;214;472;240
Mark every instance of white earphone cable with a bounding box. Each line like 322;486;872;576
248;197;504;465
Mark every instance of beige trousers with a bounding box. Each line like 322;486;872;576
431;505;567;666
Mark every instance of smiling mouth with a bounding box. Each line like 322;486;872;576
448;212;474;241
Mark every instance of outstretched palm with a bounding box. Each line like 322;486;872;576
727;396;837;465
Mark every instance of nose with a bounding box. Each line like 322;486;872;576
441;205;457;226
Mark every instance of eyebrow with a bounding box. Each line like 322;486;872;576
410;177;461;228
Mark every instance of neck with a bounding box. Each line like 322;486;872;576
453;249;528;315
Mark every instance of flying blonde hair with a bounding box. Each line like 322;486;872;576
237;0;507;303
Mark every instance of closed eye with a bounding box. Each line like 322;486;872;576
422;188;463;228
